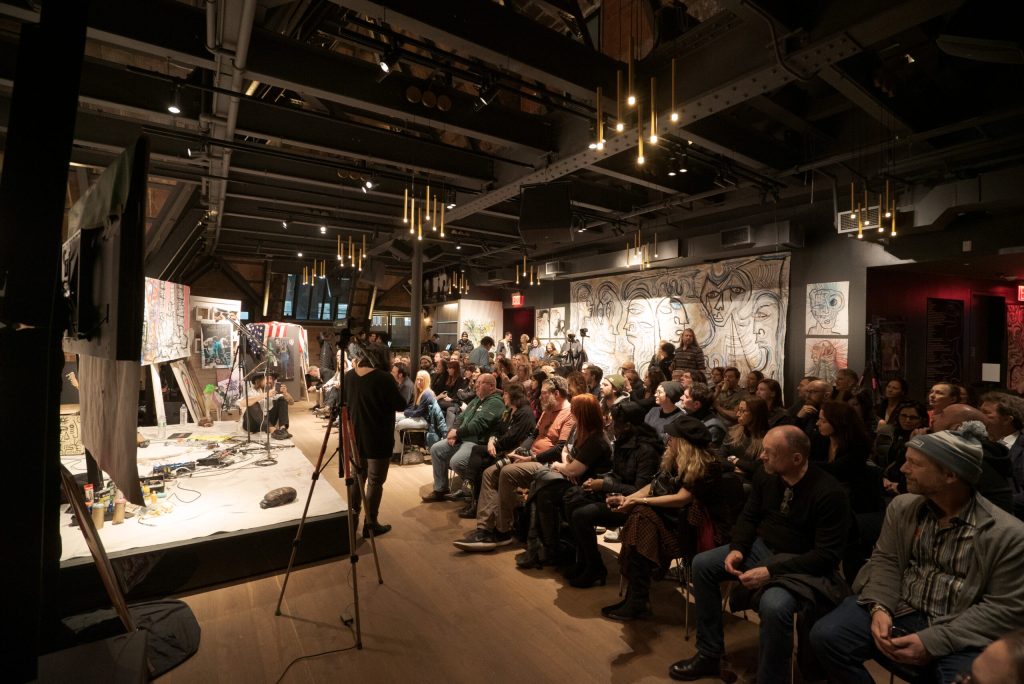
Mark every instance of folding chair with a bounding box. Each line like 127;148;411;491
399;428;427;465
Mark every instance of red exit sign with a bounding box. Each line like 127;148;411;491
1018;285;1024;302
511;292;525;307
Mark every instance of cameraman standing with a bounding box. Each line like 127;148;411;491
561;330;588;371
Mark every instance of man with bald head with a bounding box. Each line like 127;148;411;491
423;373;504;502
670;425;850;682
929;404;1015;514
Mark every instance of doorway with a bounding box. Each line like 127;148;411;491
969;293;1006;387
503;307;535;351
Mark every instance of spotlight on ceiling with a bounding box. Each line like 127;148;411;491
297;251;303;257
167;85;181;115
319;225;327;234
282;220;289;229
455;243;462;250
365;179;374;189
473;82;499;112
379;47;400;74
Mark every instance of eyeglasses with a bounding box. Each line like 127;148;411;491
780;487;794;516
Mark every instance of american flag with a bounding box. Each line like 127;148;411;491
246;323;266;359
267;322;288;339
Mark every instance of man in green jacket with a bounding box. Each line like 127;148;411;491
810;421;1024;683
422;373;504;502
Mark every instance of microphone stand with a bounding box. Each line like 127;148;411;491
226;318;279;465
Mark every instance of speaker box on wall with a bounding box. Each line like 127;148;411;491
518;181;572;245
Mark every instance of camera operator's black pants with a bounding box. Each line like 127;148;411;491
348;457;390;525
242;396;289;432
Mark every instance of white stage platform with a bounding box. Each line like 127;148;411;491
60;421;348;562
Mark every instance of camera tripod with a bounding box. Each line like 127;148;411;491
274;400;383;649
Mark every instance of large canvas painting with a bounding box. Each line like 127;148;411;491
805;281;849;336
459;299;502;347
569;254;790;382
141;277;190;365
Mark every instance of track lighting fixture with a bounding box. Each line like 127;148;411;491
167;85;181;115
379;46;400;75
319;225;327;234
282;220;288;229
297;252;303;257
473;82;499;112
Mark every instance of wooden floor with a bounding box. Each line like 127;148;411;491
153;401;892;684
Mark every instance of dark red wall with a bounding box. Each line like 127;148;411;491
866;265;1017;397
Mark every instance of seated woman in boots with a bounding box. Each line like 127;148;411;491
563;401;662;588
602;416;727;621
516;394;611;570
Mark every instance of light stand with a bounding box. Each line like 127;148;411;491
226;318;278;464
274;385;383;650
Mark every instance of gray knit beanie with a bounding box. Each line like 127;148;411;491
906;421;986;485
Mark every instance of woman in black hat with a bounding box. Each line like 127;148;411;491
602;416;730;621
562;401;663;588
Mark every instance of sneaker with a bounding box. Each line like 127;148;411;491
271;428;291;440
493;529;513;546
603;528;620;543
453;529;501;552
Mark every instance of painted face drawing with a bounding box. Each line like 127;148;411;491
808;288;845;335
752;292;781;374
700;267;752;329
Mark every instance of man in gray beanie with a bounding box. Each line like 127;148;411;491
811;421;1024;683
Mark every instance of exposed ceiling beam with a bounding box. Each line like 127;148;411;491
334;0;619;100
447;0;965;223
587;164;680;195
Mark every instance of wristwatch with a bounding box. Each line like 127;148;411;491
869;604;891;618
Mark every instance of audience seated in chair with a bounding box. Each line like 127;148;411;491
515;394;611;570
602;416;736;621
452;376;575;552
931;404;1015;515
810;422;1024;683
669;426;851;683
393;370;447;458
421;373;504;502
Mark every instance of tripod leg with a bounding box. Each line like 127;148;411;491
275;414;338;615
343;475;363;649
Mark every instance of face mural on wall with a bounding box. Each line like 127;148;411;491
570;254;790;386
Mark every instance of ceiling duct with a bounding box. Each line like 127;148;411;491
908;168;1024;231
544;261;568;277
484;268;515;284
719;226;754;249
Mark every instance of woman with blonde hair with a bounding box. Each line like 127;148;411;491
393;369;447;456
603;416;730;621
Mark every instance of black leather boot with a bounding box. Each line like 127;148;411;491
668;653;722;681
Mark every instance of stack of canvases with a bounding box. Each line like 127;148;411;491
244;321;309;399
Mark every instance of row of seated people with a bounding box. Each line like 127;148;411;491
419;367;1024;683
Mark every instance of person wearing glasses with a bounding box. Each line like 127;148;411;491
669;425;850;683
811;421;1024;683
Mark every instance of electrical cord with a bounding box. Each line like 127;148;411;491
743;0;813;83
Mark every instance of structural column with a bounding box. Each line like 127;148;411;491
410;239;423;358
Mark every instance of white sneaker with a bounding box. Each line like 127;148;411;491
603;528;620;543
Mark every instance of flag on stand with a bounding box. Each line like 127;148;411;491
246;322;266;359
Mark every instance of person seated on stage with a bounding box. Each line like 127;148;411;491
453;376;575;551
242;372;293;440
459;383;537;519
422;373;504;503
669;426;850;683
680;382;727;452
964;627;1024;684
602;417;731;620
810;423;1024;684
563;401;662;588
394;370;447;458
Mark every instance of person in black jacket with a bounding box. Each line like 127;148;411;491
669;425;849;683
460;383;536;518
931;404;1016;514
563;401;661;588
343;344;409;538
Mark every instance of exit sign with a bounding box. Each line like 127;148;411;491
1019;285;1024;302
511;292;524;307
